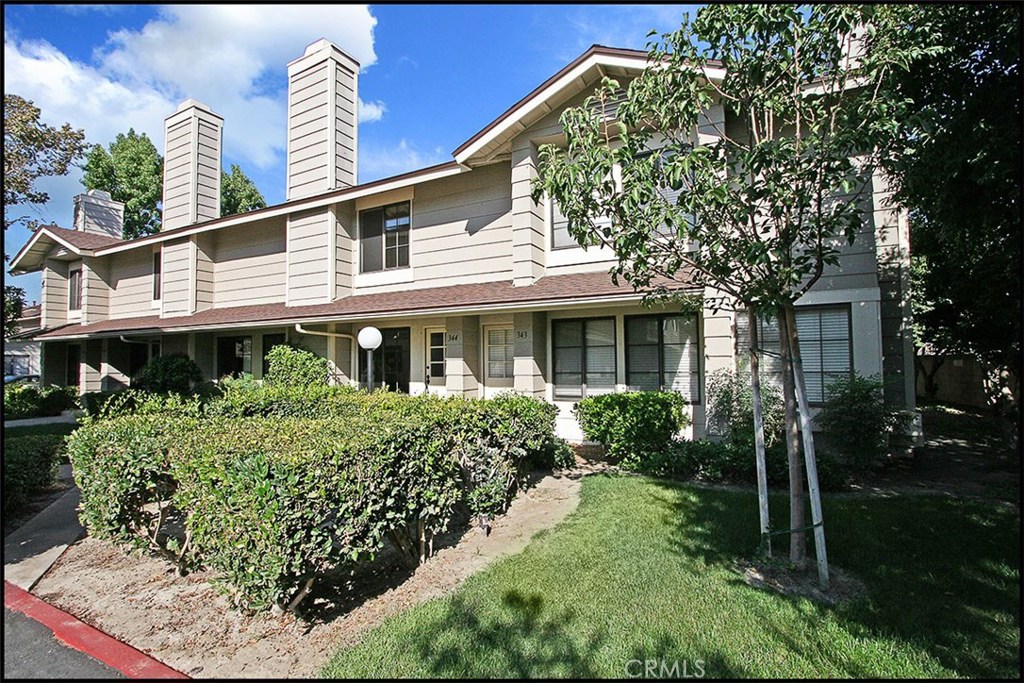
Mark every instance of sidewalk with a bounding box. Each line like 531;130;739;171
3;466;187;679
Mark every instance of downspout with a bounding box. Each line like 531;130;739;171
293;323;358;386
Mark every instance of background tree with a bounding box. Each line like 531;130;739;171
221;164;267;217
3;94;89;233
84;133;267;235
82;129;163;239
877;4;1021;408
4;94;89;333
534;4;924;583
4;285;25;338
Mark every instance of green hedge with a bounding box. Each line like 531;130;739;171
574;391;689;468
3;434;65;514
68;388;570;612
4;384;79;420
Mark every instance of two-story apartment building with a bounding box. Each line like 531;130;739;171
9;40;915;440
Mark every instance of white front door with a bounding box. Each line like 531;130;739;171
424;327;446;396
483;325;514;398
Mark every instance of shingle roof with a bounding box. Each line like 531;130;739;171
41;225;127;250
36;269;697;339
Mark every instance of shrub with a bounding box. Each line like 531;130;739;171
574;391;689;468
4;384;78;419
67;413;193;552
69;388;565;613
815;374;913;472
706;368;785;449
135;354;202;395
263;345;330;387
80;390;123;416
3;434;64;514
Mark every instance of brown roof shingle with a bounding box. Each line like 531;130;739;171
42;225;127;250
36;269;697;339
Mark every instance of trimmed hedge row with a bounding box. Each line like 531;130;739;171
4;384;79;420
67;387;572;612
3;434;65;514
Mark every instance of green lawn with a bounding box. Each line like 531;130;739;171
322;475;1020;678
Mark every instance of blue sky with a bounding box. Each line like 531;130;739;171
4;4;700;303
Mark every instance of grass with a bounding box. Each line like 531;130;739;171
322;475;1020;678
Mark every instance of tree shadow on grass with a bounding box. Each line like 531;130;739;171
408;589;608;678
647;477;1021;678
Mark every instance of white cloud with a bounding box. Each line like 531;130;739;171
359;98;387;123
555;5;698;63
358;138;448;182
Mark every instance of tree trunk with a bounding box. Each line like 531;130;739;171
778;310;806;567
749;309;771;557
783;304;830;588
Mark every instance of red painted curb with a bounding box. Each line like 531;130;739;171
4;580;189;679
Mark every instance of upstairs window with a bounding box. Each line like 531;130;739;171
152;251;162;300
68;267;82;312
360;201;410;272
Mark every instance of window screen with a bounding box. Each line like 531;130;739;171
68;268;82;311
553;318;616;398
360;201;410;272
625;314;700;401
735;306;852;403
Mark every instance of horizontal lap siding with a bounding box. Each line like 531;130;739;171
336;204;355;297
195;235;215;311
42;259;69;328
354;164;513;294
214;222;286;307
288;209;330;305
161;239;192;316
109;250;153;319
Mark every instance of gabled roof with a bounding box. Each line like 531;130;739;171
453;45;725;167
8;224;127;273
36;269;698;340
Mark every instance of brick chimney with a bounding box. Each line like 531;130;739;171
73;189;124;237
286;39;359;200
162;99;223;231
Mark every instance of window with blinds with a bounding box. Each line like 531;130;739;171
550;199;613;251
68;267;82;312
553;318;616;399
625;314;700;401
486;328;515;380
735;306;852;403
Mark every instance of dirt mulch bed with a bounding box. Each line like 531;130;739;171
31;468;587;679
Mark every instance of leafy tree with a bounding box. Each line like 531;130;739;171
221;164;267;217
3;94;89;233
82;129;163;239
4;285;25;338
876;4;1021;407
534;4;925;580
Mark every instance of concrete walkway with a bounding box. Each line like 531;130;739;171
4;413;82;429
4;487;84;591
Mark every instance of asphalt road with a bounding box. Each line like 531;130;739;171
3;608;123;679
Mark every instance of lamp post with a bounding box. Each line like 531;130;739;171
357;326;382;391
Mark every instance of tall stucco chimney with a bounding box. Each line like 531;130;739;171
286;39;359;200
73;189;124;237
162;99;223;231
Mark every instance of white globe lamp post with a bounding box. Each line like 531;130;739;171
357;326;383;390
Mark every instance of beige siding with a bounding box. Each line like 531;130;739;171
109;249;154;319
81;257;110;324
41;258;69;328
510;142;545;285
195;234;215;311
213;220;286;307
335;204;355;297
161;238;192;317
162;103;222;231
287;208;332;305
354;164;513;294
286;43;358;199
